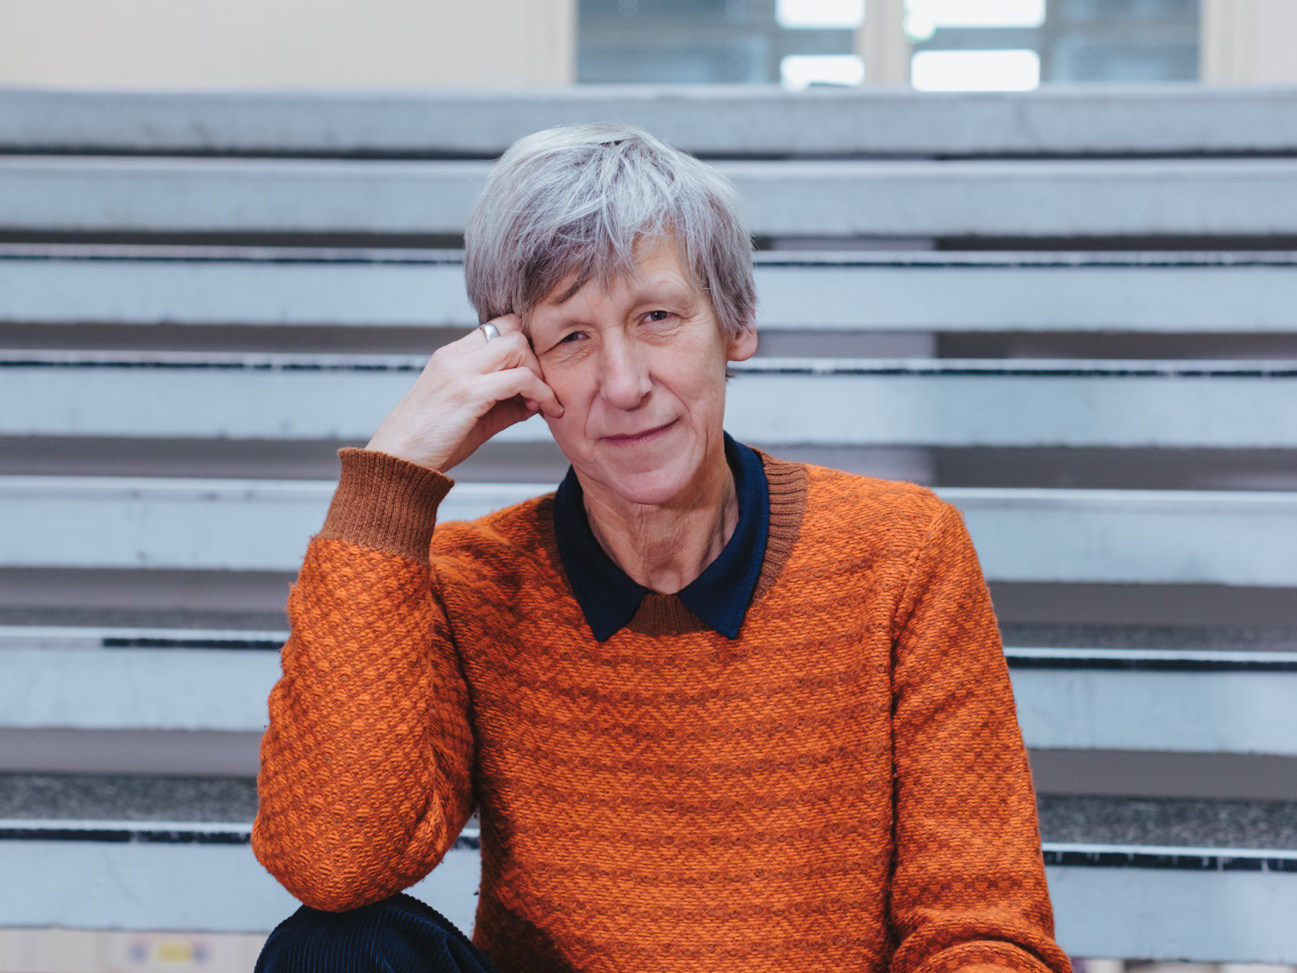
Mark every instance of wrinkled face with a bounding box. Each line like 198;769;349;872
527;238;757;513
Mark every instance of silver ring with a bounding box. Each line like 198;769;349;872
478;322;500;343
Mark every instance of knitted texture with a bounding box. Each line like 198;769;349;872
254;448;1070;973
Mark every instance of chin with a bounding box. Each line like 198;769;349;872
613;472;689;507
582;462;699;510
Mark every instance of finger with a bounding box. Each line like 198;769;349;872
480;365;563;420
468;313;525;350
444;316;518;364
466;327;563;418
484;312;524;337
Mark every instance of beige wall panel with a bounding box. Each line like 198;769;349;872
855;0;911;86
0;0;574;88
1203;0;1297;84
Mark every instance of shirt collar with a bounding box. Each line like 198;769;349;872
552;433;770;642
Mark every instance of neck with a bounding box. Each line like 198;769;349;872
582;461;739;595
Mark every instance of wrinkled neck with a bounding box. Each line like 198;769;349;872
582;463;738;594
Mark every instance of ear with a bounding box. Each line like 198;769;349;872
726;323;758;363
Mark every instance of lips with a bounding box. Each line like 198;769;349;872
602;420;677;444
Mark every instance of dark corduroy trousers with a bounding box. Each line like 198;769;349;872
255;893;498;973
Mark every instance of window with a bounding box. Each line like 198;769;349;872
578;0;863;85
576;0;1200;86
906;0;1199;88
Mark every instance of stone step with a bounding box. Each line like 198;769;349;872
5;245;1297;334
2;776;1294;960
5;773;1295;853
3;479;1294;587
2;627;1294;763
5;156;1297;241
3;87;1296;158
6;440;1294;494
5;353;1296;448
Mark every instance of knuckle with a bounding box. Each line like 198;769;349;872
499;331;528;353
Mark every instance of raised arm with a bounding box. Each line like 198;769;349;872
365;313;561;472
888;503;1071;973
252;451;473;910
253;318;560;910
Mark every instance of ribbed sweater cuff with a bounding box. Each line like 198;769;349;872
316;448;453;563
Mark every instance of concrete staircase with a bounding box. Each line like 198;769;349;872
1;85;1295;962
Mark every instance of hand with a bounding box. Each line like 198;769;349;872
365;315;563;472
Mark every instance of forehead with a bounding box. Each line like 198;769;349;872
536;236;700;314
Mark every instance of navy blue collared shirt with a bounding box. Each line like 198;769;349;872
552;434;770;642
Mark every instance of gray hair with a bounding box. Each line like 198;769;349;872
464;123;756;341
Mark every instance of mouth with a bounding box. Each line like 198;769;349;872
602;420;677;445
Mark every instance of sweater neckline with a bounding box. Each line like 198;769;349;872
537;450;808;640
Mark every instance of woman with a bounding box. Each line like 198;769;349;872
253;124;1069;973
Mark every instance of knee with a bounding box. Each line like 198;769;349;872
255;894;492;973
255;895;414;972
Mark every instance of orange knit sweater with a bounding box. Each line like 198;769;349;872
254;448;1070;973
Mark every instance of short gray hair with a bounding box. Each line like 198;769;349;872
464;123;756;341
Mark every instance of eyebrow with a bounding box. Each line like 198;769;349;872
536;275;698;327
627;274;699;306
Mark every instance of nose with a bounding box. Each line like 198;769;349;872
599;335;652;410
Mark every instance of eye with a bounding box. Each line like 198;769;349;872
557;331;585;344
644;310;673;324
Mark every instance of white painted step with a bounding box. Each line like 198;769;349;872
5;248;1297;333
4;87;1297;158
5;157;1297;238
5;355;1296;449
3;479;1295;586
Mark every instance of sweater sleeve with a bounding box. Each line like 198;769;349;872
251;449;477;912
888;503;1071;973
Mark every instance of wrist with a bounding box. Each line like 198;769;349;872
317;449;454;561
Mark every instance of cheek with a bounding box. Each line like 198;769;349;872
681;361;729;403
542;411;567;438
541;363;602;418
543;409;582;450
538;360;581;399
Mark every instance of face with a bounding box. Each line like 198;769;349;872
526;238;757;513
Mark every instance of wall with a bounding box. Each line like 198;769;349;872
1202;0;1297;84
4;0;1297;90
0;0;575;88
